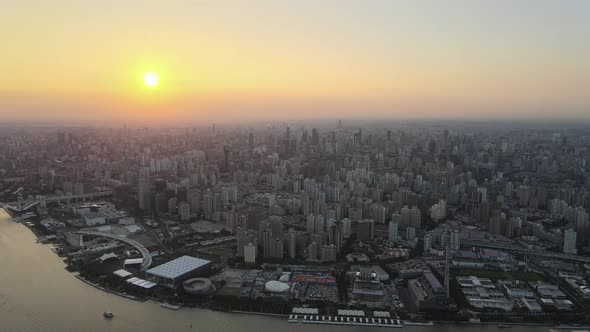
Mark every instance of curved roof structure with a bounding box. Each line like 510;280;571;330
76;230;152;271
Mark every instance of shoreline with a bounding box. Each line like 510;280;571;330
75;274;147;303
5;210;587;330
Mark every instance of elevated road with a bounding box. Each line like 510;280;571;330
462;239;590;263
4;191;114;212
76;230;152;271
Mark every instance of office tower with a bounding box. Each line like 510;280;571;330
138;166;151;211
450;230;460;250
423;232;432;251
320;245;337;262
267;216;283;235
273;237;284;259
489;210;505;235
311;128;319;146
357;219;374;241
342;218;352;238
306;214;315;233
226;210;237;233
563;229;577;255
308;242;318;260
444;244;450;297
187;189;201;212
179;202;190;221
223;145;230;170
168;197;177;215
401;206;421;229
388;220;398;243
244;243;257;264
237;227;246;257
430;199;447;221
314;215;324;234
288;228;296;259
406;227;416;242
440;231;449;248
262;229;272;258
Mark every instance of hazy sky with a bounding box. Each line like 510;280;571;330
1;0;588;125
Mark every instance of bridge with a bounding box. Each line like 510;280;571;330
2;191;114;212
76;230;153;271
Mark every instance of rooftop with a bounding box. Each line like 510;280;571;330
146;255;211;280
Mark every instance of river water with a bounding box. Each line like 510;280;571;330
0;209;549;332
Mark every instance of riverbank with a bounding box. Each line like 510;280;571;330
75;275;147;302
5;209;586;330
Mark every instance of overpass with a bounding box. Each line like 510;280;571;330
76;230;152;271
462;239;590;263
3;191;114;212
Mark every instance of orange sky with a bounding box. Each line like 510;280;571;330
1;1;589;125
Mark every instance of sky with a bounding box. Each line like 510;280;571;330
0;0;588;125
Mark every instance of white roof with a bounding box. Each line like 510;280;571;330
126;277;158;289
265;280;290;293
338;309;365;317
125;225;142;233
146;256;211;280
113;269;132;278
292;308;319;314
124;258;143;265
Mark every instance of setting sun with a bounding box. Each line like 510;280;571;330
143;72;158;88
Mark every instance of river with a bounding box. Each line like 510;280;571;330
0;209;549;332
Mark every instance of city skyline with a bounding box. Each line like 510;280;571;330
1;0;589;125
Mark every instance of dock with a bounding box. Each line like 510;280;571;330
288;314;403;328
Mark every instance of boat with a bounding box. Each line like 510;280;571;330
103;311;114;319
498;324;512;328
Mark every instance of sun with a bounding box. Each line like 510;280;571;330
143;72;158;87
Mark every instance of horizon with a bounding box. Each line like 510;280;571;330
1;0;589;125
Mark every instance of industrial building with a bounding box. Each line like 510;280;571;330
146;256;212;289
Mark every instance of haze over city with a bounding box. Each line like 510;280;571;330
3;2;590;332
1;0;589;125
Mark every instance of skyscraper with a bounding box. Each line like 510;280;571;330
450;230;460;250
388;220;398;243
138;166;151;211
563;229;577;255
423;232;432;251
288;228;296;259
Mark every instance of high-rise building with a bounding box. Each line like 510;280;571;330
187;189;200;212
342;218;352;238
450;230;460;250
138;167;151;211
288;228;296;259
401;206;421;229
244;243;257;264
168;197;178;215
179;202;190;221
423;232;433;251
226;210;237;233
430;199;447;221
357;219;374;241
269;216;283;236
563;229;577;255
262;229;272;258
320;244;337;262
308;242;318;260
406;227;416;242
388;221;398;243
